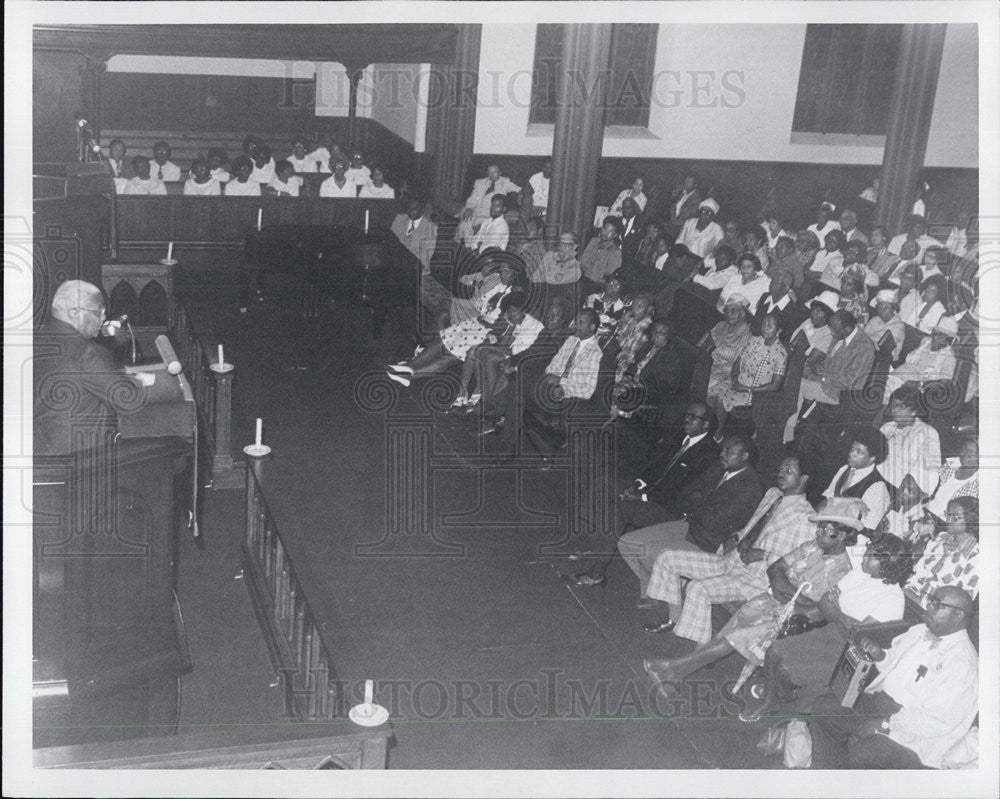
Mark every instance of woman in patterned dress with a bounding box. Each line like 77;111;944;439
707;312;787;435
905;496;979;606
385;260;525;387
703;294;752;407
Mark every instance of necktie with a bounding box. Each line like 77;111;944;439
407;221;415;236
561;340;581;378
157;166;163;179
489;180;497;195
716;471;733;490
835;468;856;495
741;498;780;547
662;437;691;473
917;302;932;321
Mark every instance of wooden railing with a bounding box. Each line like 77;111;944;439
169;300;241;488
34;724;391;769
242;459;341;720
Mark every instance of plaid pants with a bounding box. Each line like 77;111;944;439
645;549;766;644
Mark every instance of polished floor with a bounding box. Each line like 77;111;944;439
174;271;786;769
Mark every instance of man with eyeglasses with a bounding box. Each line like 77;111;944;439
807;585;978;769
568;403;720;587
34;280;151;455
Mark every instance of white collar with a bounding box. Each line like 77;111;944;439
721;465;749;482
685;431;709;447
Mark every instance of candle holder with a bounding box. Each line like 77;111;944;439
210;362;234;373
348;701;389;727
243;443;272;458
159;258;178;266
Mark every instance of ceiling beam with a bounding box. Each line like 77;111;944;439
33;24;459;67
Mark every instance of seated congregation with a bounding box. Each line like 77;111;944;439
103;127;981;768
385;162;980;770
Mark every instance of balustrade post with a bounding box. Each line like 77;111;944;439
243;443;270;549
210;360;235;475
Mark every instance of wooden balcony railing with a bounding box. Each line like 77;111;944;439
169;300;242;488
34;724;391;769
242;459;341;721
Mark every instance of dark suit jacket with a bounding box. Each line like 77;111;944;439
668;187;702;229
619;215;644;270
390;213;438;271
639;432;720;509
751;292;806;342
676;464;764;552
106;157;134;180
34;318;141;455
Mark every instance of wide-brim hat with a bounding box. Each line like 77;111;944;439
809;290;840;313
699;198;720;215
808;497;867;531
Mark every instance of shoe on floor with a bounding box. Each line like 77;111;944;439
642;618;676;634
386;370;411;387
387;362;414;375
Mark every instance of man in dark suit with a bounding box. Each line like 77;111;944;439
617;432;764;596
750;267;805;341
666;173;702;238
618;197;644;273
34;280;152;456
570;403;720;586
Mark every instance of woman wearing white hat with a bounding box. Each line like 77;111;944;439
863;289;906;363
782;291;839;443
882;315;959;402
703;293;752;413
678;198;725;259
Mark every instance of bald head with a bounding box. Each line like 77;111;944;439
925;585;974;636
51;280;105;337
937;586;974;615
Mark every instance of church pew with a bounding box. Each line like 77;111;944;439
115;196;399;268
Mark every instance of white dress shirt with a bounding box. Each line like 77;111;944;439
823;463;891;535
468;216;510;252
359;183;395;199
151;161;181;182
529;172;549;207
123;177;167;195
319;176;359;198
224;178;261;196
267;176;303;197
678;218;724;259
183;177;221;196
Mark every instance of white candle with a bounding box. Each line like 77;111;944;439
255;417;262;447
364;679;373;708
166;241;173;261
218;344;224;365
364;210;370;234
256;208;263;230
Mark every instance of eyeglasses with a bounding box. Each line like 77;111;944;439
925;595;966;613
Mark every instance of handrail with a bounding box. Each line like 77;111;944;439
169;300;237;484
241;460;341;720
34;725;390;769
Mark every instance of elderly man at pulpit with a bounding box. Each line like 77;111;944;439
33;279;196;747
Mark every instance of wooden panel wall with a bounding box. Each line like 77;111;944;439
101;73;316;135
34;51;89;162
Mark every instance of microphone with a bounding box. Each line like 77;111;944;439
101;314;128;336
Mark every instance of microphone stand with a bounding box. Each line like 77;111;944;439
125;317;138;364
